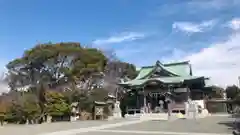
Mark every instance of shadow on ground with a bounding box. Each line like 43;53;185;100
218;115;236;130
218;121;235;130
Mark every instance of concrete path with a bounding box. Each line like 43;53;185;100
92;130;231;135
0;115;234;135
0;119;131;135
105;116;233;135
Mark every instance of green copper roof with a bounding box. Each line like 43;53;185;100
164;64;190;76
134;61;190;80
119;76;203;86
134;67;154;80
119;61;200;86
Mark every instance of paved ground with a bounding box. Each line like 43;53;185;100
0;119;128;135
108;116;234;134
0;115;235;135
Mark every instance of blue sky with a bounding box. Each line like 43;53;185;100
1;0;240;87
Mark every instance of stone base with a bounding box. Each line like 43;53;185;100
70;116;78;122
124;114;142;120
113;113;121;118
107;113;122;121
233;130;240;135
184;109;210;119
140;113;168;121
46;116;52;123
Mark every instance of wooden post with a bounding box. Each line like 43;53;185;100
186;87;190;117
144;96;147;112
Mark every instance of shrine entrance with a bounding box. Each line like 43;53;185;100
143;80;172;113
146;92;170;113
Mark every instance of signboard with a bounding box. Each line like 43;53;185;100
147;81;159;85
174;88;188;93
148;92;167;97
149;92;160;97
172;103;185;110
188;103;197;112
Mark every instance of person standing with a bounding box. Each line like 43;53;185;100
159;100;164;112
120;96;127;118
165;97;172;119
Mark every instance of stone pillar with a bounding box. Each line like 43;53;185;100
185;101;189;116
187;87;190;101
46;115;52;123
108;104;113;116
144;96;147;112
142;87;147;113
113;101;121;118
159;100;165;113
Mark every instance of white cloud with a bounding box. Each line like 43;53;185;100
92;32;145;45
0;80;9;94
162;49;188;63
172;22;202;33
172;20;217;33
164;32;240;88
228;18;240;30
0;60;9;94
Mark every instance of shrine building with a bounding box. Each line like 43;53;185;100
118;60;210;114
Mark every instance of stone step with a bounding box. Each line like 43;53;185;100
108;112;210;121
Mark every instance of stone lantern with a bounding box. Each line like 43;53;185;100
93;101;106;120
105;94;116;116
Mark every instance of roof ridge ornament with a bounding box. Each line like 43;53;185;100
155;60;163;72
156;60;163;66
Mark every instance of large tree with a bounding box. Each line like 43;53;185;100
45;91;70;117
4;42;138;122
226;85;240;99
103;61;137;94
207;85;225;99
6;42;107;90
5;42;108;122
4;92;41;124
102;49;137;80
0;100;7;125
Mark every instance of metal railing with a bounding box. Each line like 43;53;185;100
126;108;141;114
